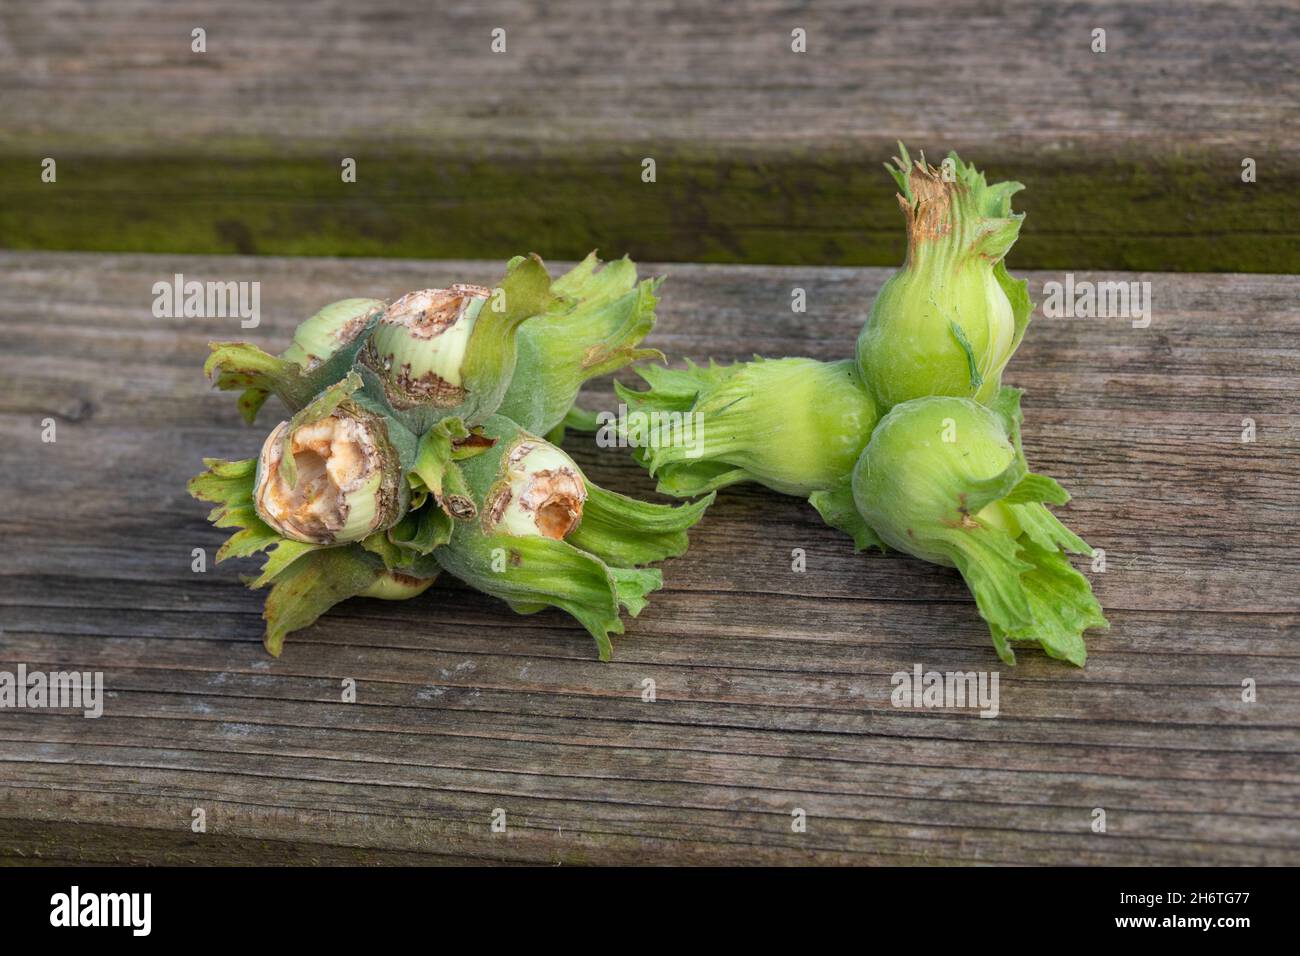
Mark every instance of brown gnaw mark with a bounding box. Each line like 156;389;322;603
454;433;497;454
444;495;477;520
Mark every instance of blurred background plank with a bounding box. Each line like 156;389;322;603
1;1;1297;270
1;251;1297;864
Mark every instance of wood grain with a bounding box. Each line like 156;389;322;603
5;0;1295;153
0;251;1297;865
1;1;1296;270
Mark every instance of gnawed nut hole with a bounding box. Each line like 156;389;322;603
523;468;586;539
385;285;491;338
364;285;491;405
486;440;587;540
255;413;387;544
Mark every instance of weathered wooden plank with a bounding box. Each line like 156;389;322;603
3;625;1298;733
8;687;1299;781
3;255;1297;617
0;818;489;866
8;0;1296;153
0;251;1297;865
3;762;1295;868
1;2;1296;270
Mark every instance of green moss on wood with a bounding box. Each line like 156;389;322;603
1;148;1295;272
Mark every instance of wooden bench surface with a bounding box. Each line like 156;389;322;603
2;1;1297;271
1;251;1296;864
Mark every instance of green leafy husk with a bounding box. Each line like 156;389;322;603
433;528;660;662
615;357;879;498
855;143;1032;410
262;546;436;656
406;417;493;520
497;252;664;436
356;254;562;433
190;251;697;660
205;298;385;424
187;456;324;586
188;454;439;655
615;356;882;547
567;481;715;567
432;415;710;659
850;388;1107;665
